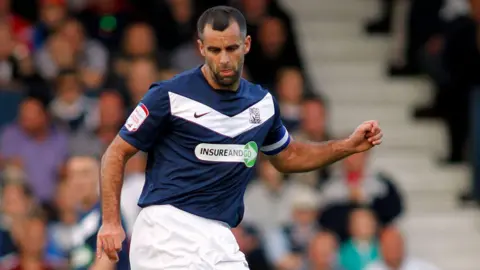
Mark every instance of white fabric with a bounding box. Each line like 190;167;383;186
365;257;440;270
120;173;145;236
243;180;316;235
129;205;249;270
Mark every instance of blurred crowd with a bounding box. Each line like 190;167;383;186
365;0;480;205
0;0;451;269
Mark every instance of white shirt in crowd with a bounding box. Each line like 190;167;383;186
243;180;317;235
120;173;145;236
365;257;440;270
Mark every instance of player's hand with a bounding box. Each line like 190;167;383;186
96;222;126;262
347;120;383;153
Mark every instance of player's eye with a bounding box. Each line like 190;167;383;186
226;45;239;52
208;47;221;54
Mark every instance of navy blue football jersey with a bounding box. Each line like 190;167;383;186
119;66;291;227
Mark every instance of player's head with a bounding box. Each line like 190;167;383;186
197;6;251;87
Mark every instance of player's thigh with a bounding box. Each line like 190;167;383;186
129;205;249;270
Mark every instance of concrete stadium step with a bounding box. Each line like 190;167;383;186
329;115;446;152
405;192;464;212
328;104;417;125
314;79;431;105
280;0;375;20
302;38;389;62
309;60;385;82
296;20;369;39
380;167;466;193
401;212;480;270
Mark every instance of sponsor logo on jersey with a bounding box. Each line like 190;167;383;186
194;141;258;167
125;103;149;132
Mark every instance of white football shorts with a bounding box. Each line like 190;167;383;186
129;205;249;270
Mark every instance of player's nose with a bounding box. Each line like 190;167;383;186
219;51;230;65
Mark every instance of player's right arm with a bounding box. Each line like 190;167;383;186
97;83;171;262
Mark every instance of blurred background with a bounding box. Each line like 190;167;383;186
0;0;480;269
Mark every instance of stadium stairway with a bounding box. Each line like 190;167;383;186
278;0;480;269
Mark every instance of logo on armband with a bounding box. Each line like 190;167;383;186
125;103;149;132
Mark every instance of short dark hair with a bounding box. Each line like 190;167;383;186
197;6;247;40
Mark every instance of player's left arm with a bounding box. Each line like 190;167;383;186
262;98;382;173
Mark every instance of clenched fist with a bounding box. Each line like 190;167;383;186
347;120;383;153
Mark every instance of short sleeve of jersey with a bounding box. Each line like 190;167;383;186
260;96;291;155
119;83;170;152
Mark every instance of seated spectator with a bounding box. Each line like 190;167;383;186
124;58;159;110
240;0;302;66
264;187;321;270
76;0;133;52
338;208;380;270
111;22;171;79
387;0;444;77
33;0;68;51
440;2;480;164
68;90;126;158
46;179;78;260
121;152;146;237
170;35;203;72
49;69;99;133
152;0;197;51
0;207;67;270
0;97;68;203
246;17;301;89
35;18;108;90
36;32;75;79
275;67;303;132
319;151;404;242
0;0;33;51
306;231;344;270
290;98;331;188
0;22;44;92
0;177;33;258
365;227;440;270
232;223;273;270
244;157;305;234
65;156;129;270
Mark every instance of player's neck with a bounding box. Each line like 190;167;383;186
201;65;240;92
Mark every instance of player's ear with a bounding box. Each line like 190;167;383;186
197;39;206;57
244;35;251;55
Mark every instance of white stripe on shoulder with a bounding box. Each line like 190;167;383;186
261;129;290;152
